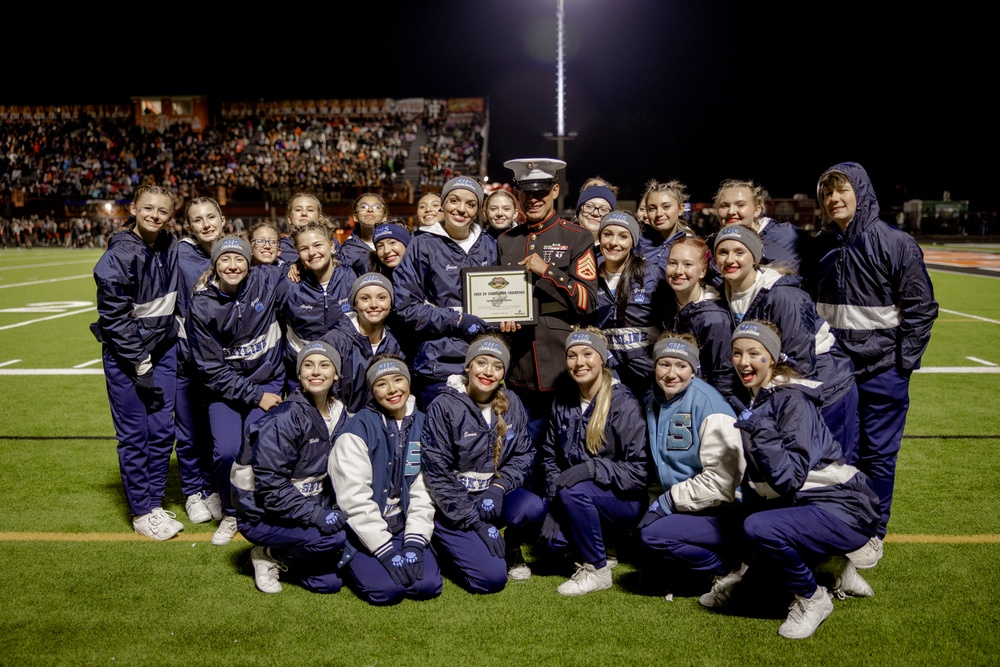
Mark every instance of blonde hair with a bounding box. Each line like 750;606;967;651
490;388;511;476
713;179;766;230
292;222;342;270
569;325;613;455
642;179;695;236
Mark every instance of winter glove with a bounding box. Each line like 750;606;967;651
637;496;671;530
134;372;164;412
539;512;560;543
475;523;506;558
315;508;345;535
554;461;595;490
478;484;506;522
458;313;491;337
401;541;425;582
376;546;411;587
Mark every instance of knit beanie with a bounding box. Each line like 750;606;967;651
297;341;342;375
441;176;485;207
464;336;511;372
714;225;763;266
211;235;251;266
565;330;609;365
350;272;394;306
576;185;617;214
598;210;641;246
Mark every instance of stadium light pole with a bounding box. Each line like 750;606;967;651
544;0;575;214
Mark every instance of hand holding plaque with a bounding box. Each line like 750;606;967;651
461;267;537;326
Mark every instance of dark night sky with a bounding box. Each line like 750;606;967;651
6;2;992;209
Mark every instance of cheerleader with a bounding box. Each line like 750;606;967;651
540;328;649;596
175;197;225;524
637;334;744;595
392;175;496;409
422;335;544;592
187;236;288;546
320;273;404;414
664;237;744;404
592;210;665;402
92;185;182;540
710;320;878;640
234;341;350;594
713;225;859;457
281;222;356;392
328;355;443;605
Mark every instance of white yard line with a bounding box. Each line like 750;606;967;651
0;274;92;289
0;259;96;271
939;308;1000;326
967;357;998;367
73;359;102;369
916;367;1000;373
0;359;22;367
0;307;95;331
0;369;105;375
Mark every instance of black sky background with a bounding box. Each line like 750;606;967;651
5;1;992;210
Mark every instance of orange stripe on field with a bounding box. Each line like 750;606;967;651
922;249;1000;269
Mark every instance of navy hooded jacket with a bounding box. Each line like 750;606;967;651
813;162;938;380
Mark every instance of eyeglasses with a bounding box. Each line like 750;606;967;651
358;203;383;212
252;238;279;247
581;203;612;217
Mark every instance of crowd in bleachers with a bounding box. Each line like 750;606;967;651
0;99;486;225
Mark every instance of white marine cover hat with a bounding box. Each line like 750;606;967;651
504;158;567;192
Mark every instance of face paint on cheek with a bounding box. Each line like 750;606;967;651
760;356;768;363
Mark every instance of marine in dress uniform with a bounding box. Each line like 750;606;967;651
496;158;598;447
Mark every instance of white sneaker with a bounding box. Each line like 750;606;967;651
185;494;212;524
211;516;239;546
847;536;883;569
251;546;286;594
203;492;223;521
557;562;612;596
699;562;748;608
151;507;185;534
605;557;618;569
778;586;834;639
133;511;181;541
506;546;531;581
817;556;874;599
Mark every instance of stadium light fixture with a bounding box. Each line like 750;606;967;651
545;0;576;213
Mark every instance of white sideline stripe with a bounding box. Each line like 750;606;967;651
0;259;96;271
73;359;102;369
0;359;22;367
0;307;95;331
940;308;1000;325
0;274;92;289
967;356;998;367
916;367;1000;374
0;369;105;375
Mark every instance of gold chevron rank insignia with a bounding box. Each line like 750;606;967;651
575;253;597;281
